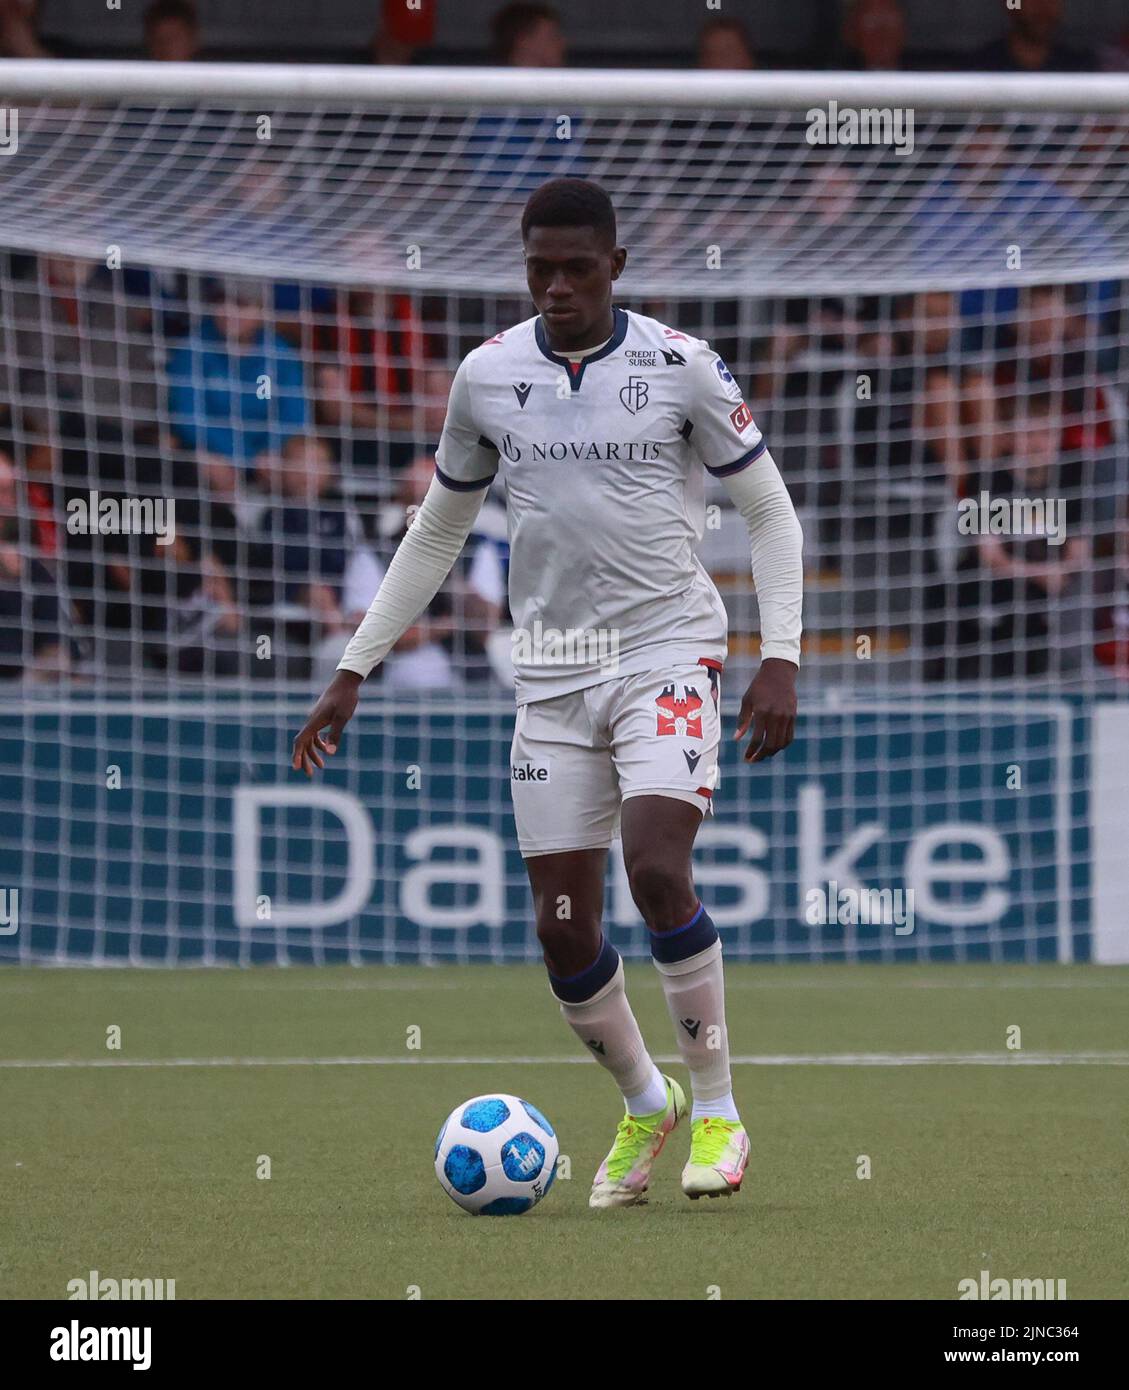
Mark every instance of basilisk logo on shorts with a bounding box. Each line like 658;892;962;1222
511;760;550;783
656;684;704;738
684;749;702;774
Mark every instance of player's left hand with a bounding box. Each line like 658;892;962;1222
734;658;797;764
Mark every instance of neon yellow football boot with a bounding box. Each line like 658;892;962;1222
588;1075;686;1209
681;1116;749;1199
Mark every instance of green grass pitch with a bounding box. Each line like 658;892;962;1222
2;964;1127;1300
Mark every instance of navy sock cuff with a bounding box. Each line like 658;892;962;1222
649;902;719;966
548;934;621;1004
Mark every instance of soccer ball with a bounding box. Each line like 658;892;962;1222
435;1093;559;1215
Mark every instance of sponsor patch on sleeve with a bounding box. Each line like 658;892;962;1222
730;401;754;433
713;356;743;402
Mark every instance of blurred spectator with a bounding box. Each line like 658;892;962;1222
259;434;382;679
839;0;906;71
368;0;435;64
473;5;580;193
916;122;1113;271
914;121;1119;361
0;0;200;59
378;455;506;689
322;358;454;481
960;283;1117;503
991;283;1116;454
1094;504;1129;674
125;443;245;676
315;289;437;473
0;445;64;679
0;0;49;57
0;256;161;452
378;456;457;690
974;0;1094;73
854;289;967;493
926;391;1090;680
144;0;200;61
696;16;756;70
1098;25;1129;72
271;280;336;357
165;278;310;500
491;2;565;66
750;293;850;524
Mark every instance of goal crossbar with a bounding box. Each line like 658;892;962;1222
1;60;1128;111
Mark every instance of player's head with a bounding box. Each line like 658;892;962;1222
521;178;626;346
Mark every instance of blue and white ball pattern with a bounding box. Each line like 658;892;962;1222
435;1094;559;1215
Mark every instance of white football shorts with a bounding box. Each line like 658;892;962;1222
509;658;723;858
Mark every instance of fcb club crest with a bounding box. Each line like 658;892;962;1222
656;683;704;738
619;376;649;415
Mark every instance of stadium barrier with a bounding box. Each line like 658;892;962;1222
2;687;1124;966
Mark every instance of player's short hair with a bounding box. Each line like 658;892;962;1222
521;178;617;251
144;0;198;32
491;3;560;62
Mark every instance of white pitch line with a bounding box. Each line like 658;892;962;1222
0;977;1126;996
1;1052;1128;1069
0;979;468;994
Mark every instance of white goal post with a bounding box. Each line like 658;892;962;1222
0;62;1127;293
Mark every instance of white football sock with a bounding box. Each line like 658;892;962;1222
692;1091;740;1123
556;958;660;1109
624;1065;669;1117
653;939;739;1120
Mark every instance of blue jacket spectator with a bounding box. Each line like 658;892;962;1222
166;279;309;496
912;127;1118;364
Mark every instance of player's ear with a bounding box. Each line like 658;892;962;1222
610;246;627;280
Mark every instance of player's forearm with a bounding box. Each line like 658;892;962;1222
337;476;487;678
720;447;804;667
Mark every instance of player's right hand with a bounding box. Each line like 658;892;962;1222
291;669;363;777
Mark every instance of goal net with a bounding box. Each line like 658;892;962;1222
0;65;1126;964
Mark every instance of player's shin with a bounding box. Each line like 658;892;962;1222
650;905;739;1123
549;936;667;1115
